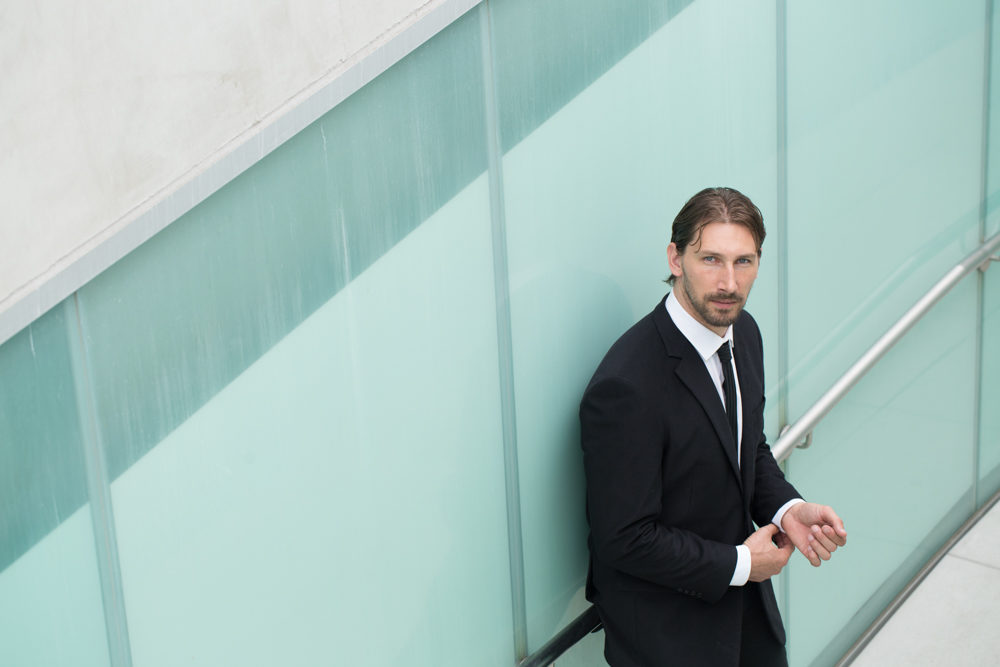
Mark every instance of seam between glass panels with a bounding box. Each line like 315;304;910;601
776;0;790;436
479;1;528;660
67;294;133;667
774;0;793;645
982;0;995;247
975;0;994;506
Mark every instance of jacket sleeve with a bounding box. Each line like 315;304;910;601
581;374;735;603
750;436;801;527
745;321;801;526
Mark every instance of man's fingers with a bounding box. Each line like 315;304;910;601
801;544;821;567
822;523;847;546
794;534;821;566
819;506;848;538
811;525;839;553
807;533;832;561
744;523;779;550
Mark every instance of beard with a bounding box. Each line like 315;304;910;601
681;278;746;329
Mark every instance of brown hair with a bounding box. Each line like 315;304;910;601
666;187;765;285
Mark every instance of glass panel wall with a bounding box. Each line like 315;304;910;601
64;8;514;667
982;0;1000;507
784;0;987;417
97;173;514;666
989;0;1000;240
2;1;999;666
783;279;979;666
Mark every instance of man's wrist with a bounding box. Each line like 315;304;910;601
772;498;805;531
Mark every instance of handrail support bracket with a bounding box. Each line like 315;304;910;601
978;254;1000;273
778;425;814;451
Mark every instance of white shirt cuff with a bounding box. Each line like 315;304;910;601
772;498;805;531
730;545;751;586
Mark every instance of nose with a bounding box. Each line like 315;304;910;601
719;263;737;292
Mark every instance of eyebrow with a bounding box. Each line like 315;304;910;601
694;248;757;259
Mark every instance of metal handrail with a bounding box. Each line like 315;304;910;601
518;606;602;667
772;230;1000;462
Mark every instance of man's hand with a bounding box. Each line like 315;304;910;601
745;524;794;582
780;502;847;567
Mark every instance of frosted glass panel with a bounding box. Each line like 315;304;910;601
989;0;1000;238
0;303;110;666
77;121;345;481
75;9;514;665
785;1;986;416
490;0;693;152
980;266;1000;503
110;176;514;666
494;0;779;650
784;280;977;666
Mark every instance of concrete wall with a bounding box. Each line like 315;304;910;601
0;0;453;330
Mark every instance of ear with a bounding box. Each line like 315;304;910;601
667;242;683;280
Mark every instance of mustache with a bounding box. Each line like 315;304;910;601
708;292;742;301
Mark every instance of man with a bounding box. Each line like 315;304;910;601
580;187;846;666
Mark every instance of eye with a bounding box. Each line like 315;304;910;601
703;256;718;264
736;257;752;265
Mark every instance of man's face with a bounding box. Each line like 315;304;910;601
667;221;759;336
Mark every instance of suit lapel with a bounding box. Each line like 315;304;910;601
653;301;742;487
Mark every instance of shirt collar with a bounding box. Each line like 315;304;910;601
665;291;734;362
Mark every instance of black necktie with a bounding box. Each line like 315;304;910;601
717;342;738;452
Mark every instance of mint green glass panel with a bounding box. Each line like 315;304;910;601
785;1;986;417
492;0;779;650
108;175;514;666
783;279;978;667
490;0;693;153
77;121;344;481
989;0;1000;238
980;266;1000;503
75;9;515;665
0;302;110;666
981;0;1000;504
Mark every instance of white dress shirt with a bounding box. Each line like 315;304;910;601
665;293;801;587
665;292;743;461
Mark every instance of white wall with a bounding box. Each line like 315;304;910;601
0;0;467;337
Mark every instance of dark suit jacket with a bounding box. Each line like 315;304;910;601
580;296;800;666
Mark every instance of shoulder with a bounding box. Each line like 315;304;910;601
589;307;667;384
580;309;667;428
735;309;762;349
735;308;760;333
733;310;765;382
